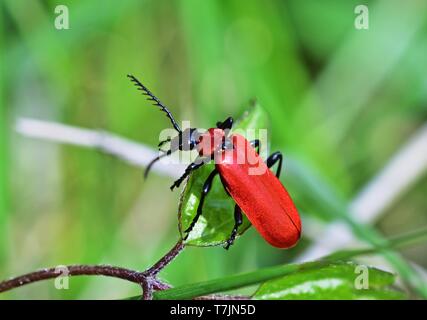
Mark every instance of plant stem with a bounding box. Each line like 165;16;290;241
142;280;154;300
194;294;251;300
0;265;145;293
144;240;185;276
0;239;185;299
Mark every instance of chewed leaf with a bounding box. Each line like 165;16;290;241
178;102;270;246
253;261;404;300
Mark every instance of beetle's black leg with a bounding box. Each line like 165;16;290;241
250;139;260;155
144;150;173;179
158;137;171;149
224;205;243;250
217;117;234;131
183;169;218;238
170;156;210;190
266;151;283;178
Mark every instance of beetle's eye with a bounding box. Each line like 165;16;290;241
222;138;233;150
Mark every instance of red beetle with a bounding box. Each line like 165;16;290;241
128;75;301;249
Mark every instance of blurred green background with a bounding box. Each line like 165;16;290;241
1;0;427;299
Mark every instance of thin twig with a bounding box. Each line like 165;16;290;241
0;265;145;293
142;280;154;300
0;264;169;295
0;240;185;299
194;294;251;300
144;240;185;276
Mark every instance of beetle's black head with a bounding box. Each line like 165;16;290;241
168;128;202;152
171;116;234;153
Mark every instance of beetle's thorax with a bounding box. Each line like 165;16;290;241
196;128;225;157
214;134;254;165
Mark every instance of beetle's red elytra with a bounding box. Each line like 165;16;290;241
128;74;301;249
216;134;301;248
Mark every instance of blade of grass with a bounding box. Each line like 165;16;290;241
324;227;427;261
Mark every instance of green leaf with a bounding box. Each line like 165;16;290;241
253;262;404;300
178;102;270;246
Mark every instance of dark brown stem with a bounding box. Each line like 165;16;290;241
0;239;185;299
142;280;154;300
144;240;185;276
0;265;145;293
194;294;251;300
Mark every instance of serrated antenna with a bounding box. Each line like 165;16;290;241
127;74;181;133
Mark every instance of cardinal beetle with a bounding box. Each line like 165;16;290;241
128;74;301;249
